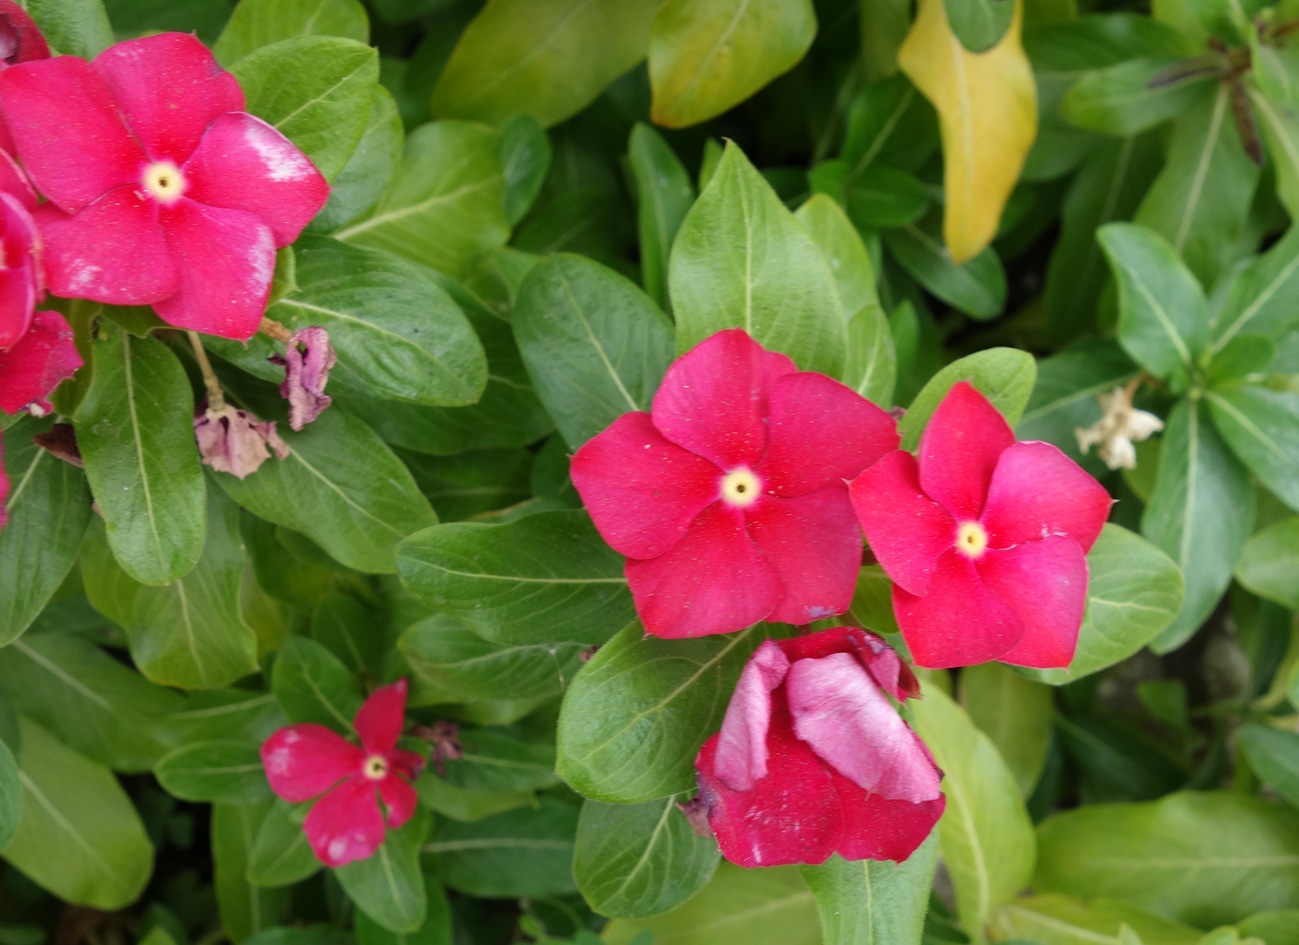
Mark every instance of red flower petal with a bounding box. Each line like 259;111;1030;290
983;441;1112;553
917;382;1014;521
0;1;49;67
758;372;899;497
183;112;329;246
378;774;418;829
711;640;789;792
0;193;39;349
850;450;956;596
355;679;408;756
570;411;721;560
979;536;1088;669
785;652;942;803
261;724;366;802
93;34;244;166
0;311;83;414
389;748;425;781
832;769;944;863
0;56;143;213
35;189;179;305
651;329;796;470
304;776;386;868
0;149;36;211
892;549;1024;669
774;627;920;702
625;501;780;638
746;487;862;626
155;199;275;340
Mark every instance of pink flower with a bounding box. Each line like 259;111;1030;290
0;0;48;155
0;309;82;415
850;382;1112;670
0;149;41;348
271;326;336;430
571;329;899;638
261;679;425;868
0;32;329;340
695;626;944;867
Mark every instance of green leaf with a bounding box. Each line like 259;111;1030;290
231;36;379;181
213;0;369;66
909;686;1035;940
1250;84;1299;221
155;741;270;804
1019;525;1185;684
398;614;585;702
2;719;153;910
0;417;93;645
574;796;720;919
629;123;696;310
442;729;556;793
796;194;881;323
1060;59;1209;136
846;565;899;635
499;114;551;226
882;222;1007;321
354;875;452;945
0;739;18;852
334;121;509;278
1238;911;1299;945
843;303;898;408
0;633;183;772
962;663;1052;797
1205;335;1276;384
309;85;404;233
215;407;437;574
669;142;848;377
556;622;764;803
1034;791;1299;928
514;254;675;450
1237;723;1299;810
271;636;362;732
602;863;818;945
840;75;938;176
425;797;577;898
648;0;817;128
310;593;386;677
336;808;430;934
1142;399;1253;651
1206;386;1299;512
396;510;633;646
897;347;1037;450
943;0;1012;52
1209;224;1299;356
246;800;320;888
74;330;205;586
213;800;289;942
989;895;1203;945
1236;516;1299;611
430;0;659;127
798;835;937;945
1097;222;1211;381
21;0;113;58
157;690;285;747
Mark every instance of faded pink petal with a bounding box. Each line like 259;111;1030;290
194;404;287;479
850;450;956;596
712;640;789;792
917;382;1015;521
758;372;899;497
651;328;796;469
570;411;721;560
983;441;1112;553
0;1;49;69
378;774;418;829
0;191;40;349
184;112;329;246
261;724;366;803
0;310;82;414
155;199;275;340
625;502;780;639
355;679;408;756
273;326;336;430
746;487;863;626
304;776;386;868
93;33;244;165
979;536;1089;669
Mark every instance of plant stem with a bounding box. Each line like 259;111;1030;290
187;331;225;411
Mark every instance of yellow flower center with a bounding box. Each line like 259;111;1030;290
142;161;186;203
720;468;761;508
362;755;389;780
955;521;989;559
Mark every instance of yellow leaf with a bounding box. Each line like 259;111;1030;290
898;0;1037;263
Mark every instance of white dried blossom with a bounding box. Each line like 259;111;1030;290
1075;386;1164;471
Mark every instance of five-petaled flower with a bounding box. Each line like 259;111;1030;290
695;626;944;867
850;382;1112;670
571;329;899;638
0;32;329;340
261;679;424;868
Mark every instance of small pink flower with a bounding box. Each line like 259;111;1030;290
0;32;329;340
0;309;82;415
0;149;41;349
571;329;899;638
695;627;944;867
261;679;425;868
850;382;1113;670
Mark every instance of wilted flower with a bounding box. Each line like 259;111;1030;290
851;382;1112;669
271;326;336;430
194;403;288;479
571;329;899;638
32;423;81;467
261;679;425;868
0;310;83;415
1076;386;1164;470
695;627;944;867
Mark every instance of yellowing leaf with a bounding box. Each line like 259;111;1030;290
898;0;1036;262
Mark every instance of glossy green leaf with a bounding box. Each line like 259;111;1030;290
1236;516;1299;611
75;330;205;587
798;835;937;945
669;142;847;377
1205;335;1277;384
944;0;1012;52
431;0;659;127
309;593;386;677
1237;723;1299;809
396;510;633;646
1060;58;1209;136
336;808;430;934
882;222;1007;321
1251;84;1299;220
425;798;577;898
840;75;938;175
990;895;1202;945
1206;386;1299;512
272;636;362;732
574;796;720;919
441;729;556;793
309;86;404;233
796;194;881;322
557;622;764;803
158;690;285;747
629;123;696;310
22;0;113;58
897;347;1037;450
1209;224;1299;356
962;663;1052;797
0;739;18;852
499;114;551;225
155;741;270;804
213;800;289;942
213;0;368;65
246;800;320;888
1238;911;1299;945
354;875;451;945
649;0;817;128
